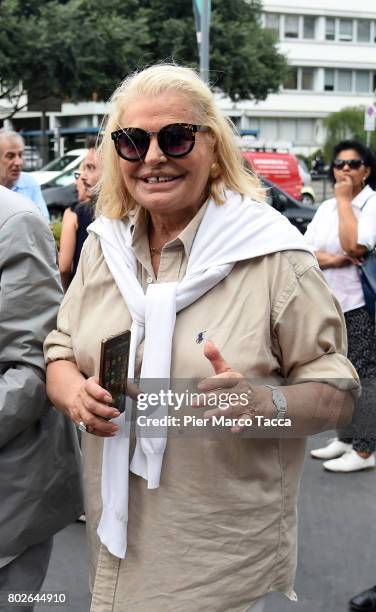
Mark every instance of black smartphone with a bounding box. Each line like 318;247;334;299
99;330;131;413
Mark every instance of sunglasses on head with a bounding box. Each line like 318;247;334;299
111;123;211;162
333;158;365;170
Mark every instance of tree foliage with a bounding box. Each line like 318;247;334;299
324;106;376;159
0;0;288;119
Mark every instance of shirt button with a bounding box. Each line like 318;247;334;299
146;276;153;284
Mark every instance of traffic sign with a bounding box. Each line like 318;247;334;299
364;104;376;132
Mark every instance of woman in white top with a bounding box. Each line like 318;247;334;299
306;140;376;472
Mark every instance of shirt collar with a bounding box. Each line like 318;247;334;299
11;172;26;191
352;185;375;209
130;201;209;259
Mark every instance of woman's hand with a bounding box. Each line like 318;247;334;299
69;376;120;437
330;253;354;268
193;340;273;433
334;175;353;203
315;251;355;270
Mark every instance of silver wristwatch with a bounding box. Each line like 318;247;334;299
264;384;288;418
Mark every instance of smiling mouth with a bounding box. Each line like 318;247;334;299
143;176;179;184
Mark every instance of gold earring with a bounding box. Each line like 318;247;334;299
210;162;221;179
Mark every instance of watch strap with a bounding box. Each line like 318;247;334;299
264;384;288;419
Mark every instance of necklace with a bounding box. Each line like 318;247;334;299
149;246;163;256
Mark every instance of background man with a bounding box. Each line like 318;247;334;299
0;187;82;611
0;129;50;221
79;136;101;201
58;141;101;291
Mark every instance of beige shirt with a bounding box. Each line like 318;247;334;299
45;205;357;612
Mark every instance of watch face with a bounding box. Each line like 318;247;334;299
266;385;288;416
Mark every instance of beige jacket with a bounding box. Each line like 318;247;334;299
45;206;357;612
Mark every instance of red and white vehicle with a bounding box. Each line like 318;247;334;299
239;139;316;204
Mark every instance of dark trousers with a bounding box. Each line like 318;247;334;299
0;538;53;612
339;306;376;453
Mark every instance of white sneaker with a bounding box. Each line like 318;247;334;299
323;450;375;472
310;438;352;460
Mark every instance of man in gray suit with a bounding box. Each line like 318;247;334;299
0;187;82;611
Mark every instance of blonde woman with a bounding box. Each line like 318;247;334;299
45;64;357;612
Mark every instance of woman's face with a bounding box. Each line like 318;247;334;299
117;93;216;219
333;148;370;194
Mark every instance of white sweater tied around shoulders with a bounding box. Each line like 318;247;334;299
88;190;312;558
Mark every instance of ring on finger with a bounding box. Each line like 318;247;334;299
78;420;87;433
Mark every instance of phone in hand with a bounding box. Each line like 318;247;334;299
99;330;131;413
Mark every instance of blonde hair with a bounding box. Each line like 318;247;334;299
96;63;265;219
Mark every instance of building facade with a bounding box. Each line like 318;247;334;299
221;0;376;153
4;0;376;157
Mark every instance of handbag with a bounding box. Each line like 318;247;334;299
359;249;376;314
358;193;376;314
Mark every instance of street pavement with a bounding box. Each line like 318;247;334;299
38;433;376;612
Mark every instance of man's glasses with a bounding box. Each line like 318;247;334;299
333;159;365;170
111;123;210;162
74;171;81;180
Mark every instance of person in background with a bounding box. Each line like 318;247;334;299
306;140;376;472
58;145;101;291
0;186;82;612
44;64;358;612
0;129;50;221
349;584;376;610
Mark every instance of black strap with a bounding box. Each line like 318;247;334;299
360;192;376;210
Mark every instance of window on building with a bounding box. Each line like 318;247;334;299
303;16;316;39
339;19;353;41
284;67;298;90
260;119;278;140
279;119;296;141
228;116;241;128
325;18;335;40
355;71;370;93
0;80;23;96
372;72;376;92
296;119;315;145
324;69;335;92
357;20;371;42
284;15;299;38
301;68;314;90
337;70;352;91
265;13;280;37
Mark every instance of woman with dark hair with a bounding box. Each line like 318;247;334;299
306;140;376;472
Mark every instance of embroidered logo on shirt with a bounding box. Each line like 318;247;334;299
196;331;206;344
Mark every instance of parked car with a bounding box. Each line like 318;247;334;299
23;146;43;171
31;148;87;185
42;166;78;220
297;158;316;204
262;177;316;234
241;149;316;204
